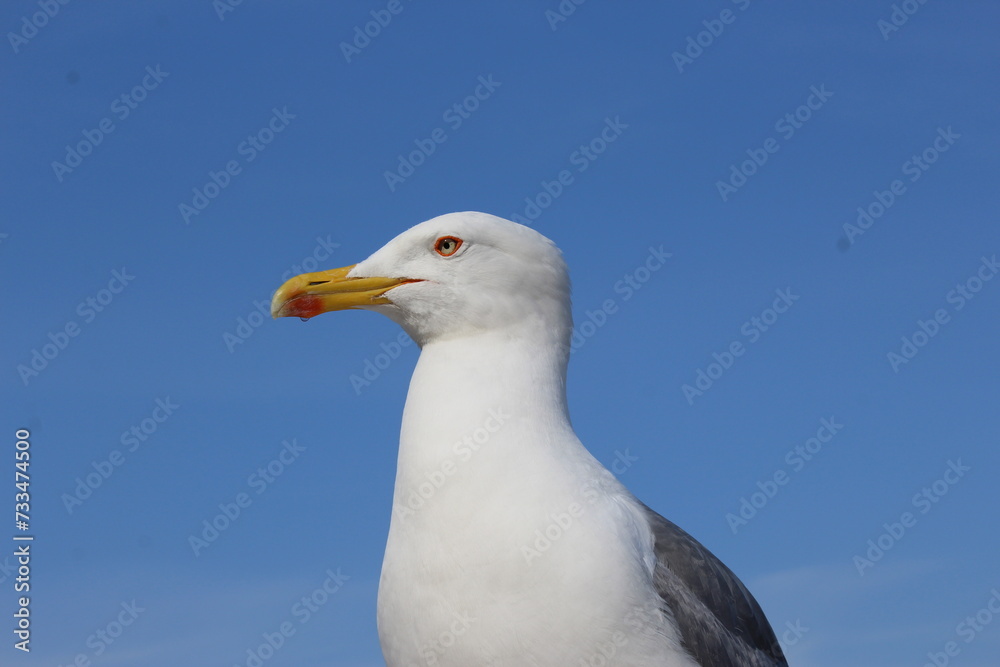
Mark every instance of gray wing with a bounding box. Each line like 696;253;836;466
639;503;788;667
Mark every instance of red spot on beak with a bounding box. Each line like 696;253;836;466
280;294;324;319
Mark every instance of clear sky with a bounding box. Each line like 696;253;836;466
2;1;998;666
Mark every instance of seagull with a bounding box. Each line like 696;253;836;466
272;212;788;667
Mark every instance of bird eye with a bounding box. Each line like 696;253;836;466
434;236;463;257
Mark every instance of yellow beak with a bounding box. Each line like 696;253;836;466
271;264;419;319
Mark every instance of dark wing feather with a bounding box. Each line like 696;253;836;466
639;503;788;667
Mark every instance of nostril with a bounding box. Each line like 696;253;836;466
307;280;329;286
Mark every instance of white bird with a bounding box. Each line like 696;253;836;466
272;212;787;667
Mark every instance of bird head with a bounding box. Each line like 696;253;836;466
271;212;572;347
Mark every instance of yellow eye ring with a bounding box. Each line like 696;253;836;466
434;236;463;257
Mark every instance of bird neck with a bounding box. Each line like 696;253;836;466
408;327;570;426
395;328;574;491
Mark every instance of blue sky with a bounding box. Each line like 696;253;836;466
2;1;998;665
